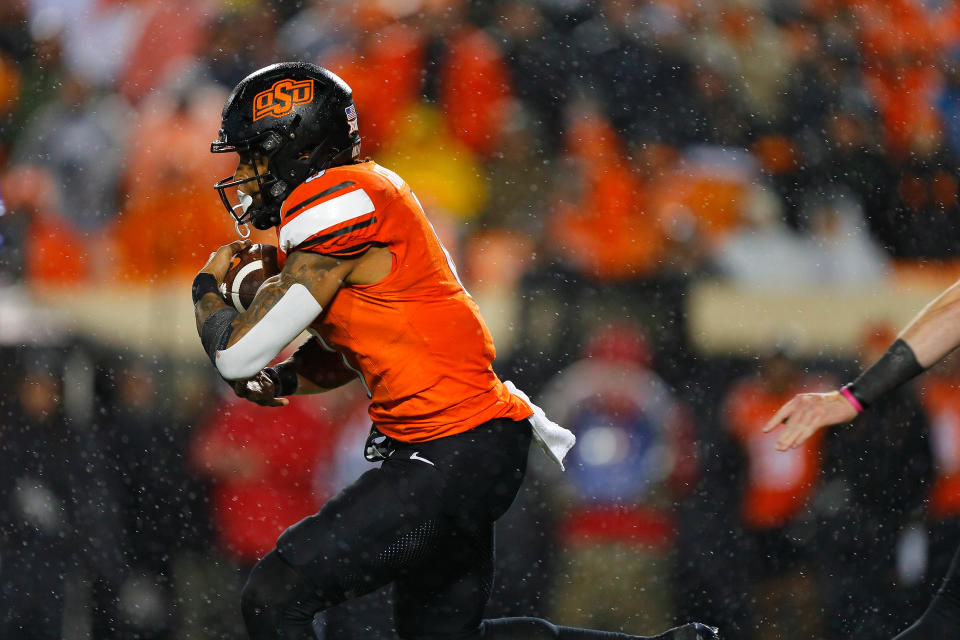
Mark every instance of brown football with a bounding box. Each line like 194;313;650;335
220;243;281;312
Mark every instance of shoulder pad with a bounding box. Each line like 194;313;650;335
278;165;390;256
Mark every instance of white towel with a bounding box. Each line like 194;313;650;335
504;380;576;470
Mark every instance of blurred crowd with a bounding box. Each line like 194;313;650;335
4;0;960;638
7;0;960;288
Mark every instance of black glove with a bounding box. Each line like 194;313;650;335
232;368;288;407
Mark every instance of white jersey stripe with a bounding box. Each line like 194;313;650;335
279;188;375;252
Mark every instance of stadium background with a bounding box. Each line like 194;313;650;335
3;0;960;638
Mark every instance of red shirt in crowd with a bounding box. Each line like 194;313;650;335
191;395;336;564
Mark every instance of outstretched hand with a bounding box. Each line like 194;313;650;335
762;391;859;451
233;369;289;407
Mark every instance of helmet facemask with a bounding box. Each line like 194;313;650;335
213;130;359;234
212;133;285;233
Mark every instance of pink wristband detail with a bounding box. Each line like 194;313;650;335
839;386;864;413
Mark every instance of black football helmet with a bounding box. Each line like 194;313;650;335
211;62;361;232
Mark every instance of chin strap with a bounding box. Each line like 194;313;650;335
235;219;251;238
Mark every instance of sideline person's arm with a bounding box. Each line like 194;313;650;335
763;279;960;450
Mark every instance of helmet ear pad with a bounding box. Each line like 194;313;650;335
260;132;356;221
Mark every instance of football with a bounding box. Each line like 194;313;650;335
220;243;282;312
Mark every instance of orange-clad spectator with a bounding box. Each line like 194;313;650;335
851;0;946;158
862;60;942;159
117;0;210;104
547;108;669;281
921;353;960;604
323;21;421;153
324;0;513;158
923;360;960;519
1;164;90;285
724;351;824;531
850;0;943;63
24;211;90;285
435;17;513;157
0;51;20;118
723;348;825;640
190;391;336;566
935;0;960;49
649;146;753;245
109;85;268;282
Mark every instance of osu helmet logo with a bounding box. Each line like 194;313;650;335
253;79;314;121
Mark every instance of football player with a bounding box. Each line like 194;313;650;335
764;282;960;639
192;62;720;640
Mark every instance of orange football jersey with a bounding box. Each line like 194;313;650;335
277;161;531;442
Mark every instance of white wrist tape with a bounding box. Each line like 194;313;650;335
215;283;323;380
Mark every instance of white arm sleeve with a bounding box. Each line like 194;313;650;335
215;283;323;381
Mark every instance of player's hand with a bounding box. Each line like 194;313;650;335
232;369;289;407
762;391;858;451
200;238;251;283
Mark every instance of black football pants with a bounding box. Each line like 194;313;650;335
242;416;532;639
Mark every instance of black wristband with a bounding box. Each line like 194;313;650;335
266;363;299;397
847;338;924;409
192;273;220;305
